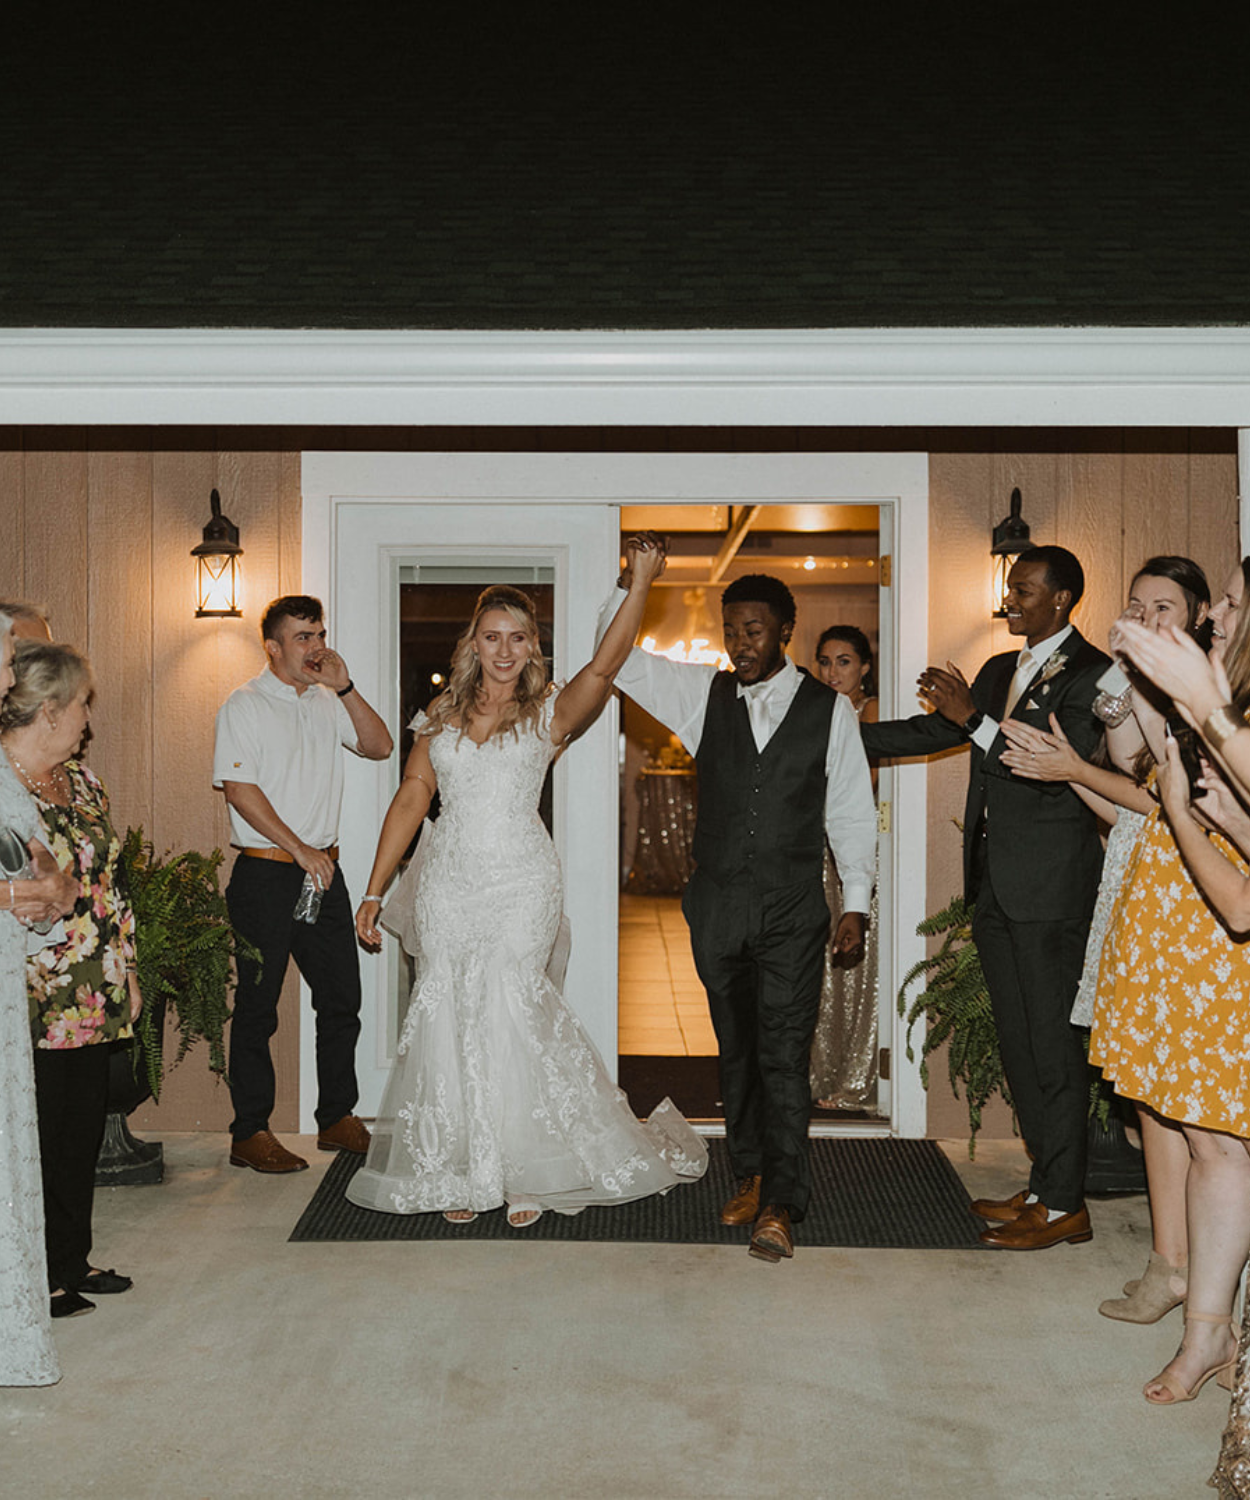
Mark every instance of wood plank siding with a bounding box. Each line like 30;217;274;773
0;428;1237;1137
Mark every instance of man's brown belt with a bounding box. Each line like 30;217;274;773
239;845;339;864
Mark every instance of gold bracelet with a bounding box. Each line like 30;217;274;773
1201;704;1246;751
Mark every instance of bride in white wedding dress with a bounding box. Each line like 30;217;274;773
348;538;706;1226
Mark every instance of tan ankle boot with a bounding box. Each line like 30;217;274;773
1099;1251;1187;1324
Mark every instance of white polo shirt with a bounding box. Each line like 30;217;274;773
212;668;359;849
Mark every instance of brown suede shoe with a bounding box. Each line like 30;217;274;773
229;1129;309;1174
969;1188;1032;1223
720;1174;762;1226
980;1202;1092;1251
317;1114;372;1155
749;1206;794;1262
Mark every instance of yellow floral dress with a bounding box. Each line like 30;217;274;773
26;761;135;1052
1090;803;1250;1136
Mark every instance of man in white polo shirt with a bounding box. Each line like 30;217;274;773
213;595;393;1174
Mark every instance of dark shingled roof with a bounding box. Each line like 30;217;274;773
6;12;1249;330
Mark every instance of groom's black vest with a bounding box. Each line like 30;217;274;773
692;669;834;890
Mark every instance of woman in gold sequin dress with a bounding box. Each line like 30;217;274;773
809;626;879;1112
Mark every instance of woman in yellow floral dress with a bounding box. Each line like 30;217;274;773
0;641;141;1318
1091;560;1250;1409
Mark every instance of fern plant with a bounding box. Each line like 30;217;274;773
897;894;1013;1154
122;828;255;1102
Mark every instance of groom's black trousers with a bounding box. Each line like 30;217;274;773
683;868;830;1220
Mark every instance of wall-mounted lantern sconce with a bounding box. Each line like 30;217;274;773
991;487;1031;618
192;489;243;618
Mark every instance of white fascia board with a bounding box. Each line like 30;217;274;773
2;327;1250;426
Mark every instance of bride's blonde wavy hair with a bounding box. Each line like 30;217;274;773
422;585;551;742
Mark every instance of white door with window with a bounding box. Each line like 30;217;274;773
302;452;929;1135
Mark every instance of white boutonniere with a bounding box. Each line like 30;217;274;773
1038;652;1068;686
1027;652;1069;704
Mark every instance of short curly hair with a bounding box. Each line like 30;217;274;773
720;574;796;630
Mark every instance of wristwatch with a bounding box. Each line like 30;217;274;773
961;710;985;737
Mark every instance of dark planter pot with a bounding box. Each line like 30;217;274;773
94;1005;165;1187
1084;1093;1146;1197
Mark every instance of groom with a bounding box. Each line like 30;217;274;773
601;552;876;1261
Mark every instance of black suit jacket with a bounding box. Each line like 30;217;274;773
862;628;1111;922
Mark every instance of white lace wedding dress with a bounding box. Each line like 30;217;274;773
346;700;707;1217
0;758;59;1385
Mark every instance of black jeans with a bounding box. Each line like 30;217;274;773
225;856;362;1140
34;1043;110;1290
683;869;830;1220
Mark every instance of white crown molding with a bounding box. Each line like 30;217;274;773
2;326;1250;426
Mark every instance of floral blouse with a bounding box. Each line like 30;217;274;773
26;760;135;1050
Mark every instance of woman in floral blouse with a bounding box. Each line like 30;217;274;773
0;641;140;1316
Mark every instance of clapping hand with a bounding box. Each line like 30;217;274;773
1155;735;1192;824
1114;620;1222;728
917;662;976;726
1182;747;1250;848
1000;714;1083;782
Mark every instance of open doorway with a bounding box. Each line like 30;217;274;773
615;502;886;1125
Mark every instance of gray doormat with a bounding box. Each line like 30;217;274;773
291;1137;984;1249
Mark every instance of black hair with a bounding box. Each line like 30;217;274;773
261;595;324;641
720;574;796;630
815;625;878;697
1019;545;1085;608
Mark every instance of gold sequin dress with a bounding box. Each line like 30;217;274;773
810;695;878;1111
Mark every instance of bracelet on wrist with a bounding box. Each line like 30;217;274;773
1201;703;1246;752
362;894;384;904
336;679;355;698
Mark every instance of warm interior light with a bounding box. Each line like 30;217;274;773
803;557;816;571
641;634;731;669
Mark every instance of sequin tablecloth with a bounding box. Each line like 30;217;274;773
627;769;697;895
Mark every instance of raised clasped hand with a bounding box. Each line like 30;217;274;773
620;531;668;589
916;662;975;725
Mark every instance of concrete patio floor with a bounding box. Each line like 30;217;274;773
0;1134;1231;1500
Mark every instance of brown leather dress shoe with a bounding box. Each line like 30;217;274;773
229;1129;309;1174
317;1114;372;1154
720;1174;762;1226
979;1202;1092;1250
749;1206;794;1262
969;1188;1032;1223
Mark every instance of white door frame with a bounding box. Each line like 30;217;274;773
303;450;930;1138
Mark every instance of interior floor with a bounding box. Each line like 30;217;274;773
618;894;717;1057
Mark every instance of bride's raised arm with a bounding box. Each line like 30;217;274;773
549;534;666;746
355;733;437;949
